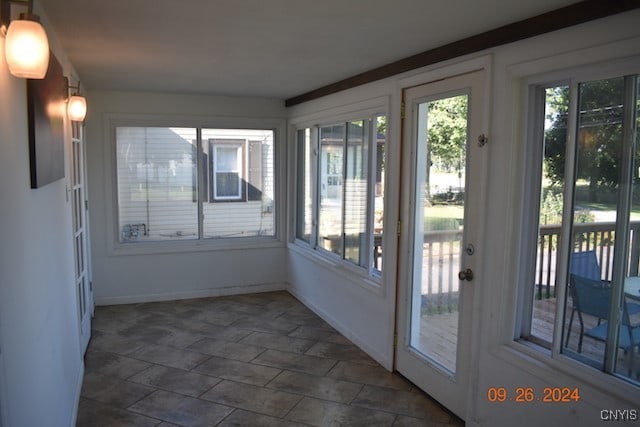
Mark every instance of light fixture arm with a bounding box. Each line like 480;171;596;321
65;76;88;122
65;77;82;96
1;0;34;32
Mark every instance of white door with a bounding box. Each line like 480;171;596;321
396;70;486;419
71;121;93;354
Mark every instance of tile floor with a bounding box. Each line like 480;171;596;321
77;291;463;426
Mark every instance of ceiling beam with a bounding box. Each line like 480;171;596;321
285;0;640;107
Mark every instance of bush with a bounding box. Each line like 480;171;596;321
540;188;563;225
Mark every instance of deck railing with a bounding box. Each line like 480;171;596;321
423;230;464;312
375;221;640;305
535;221;640;300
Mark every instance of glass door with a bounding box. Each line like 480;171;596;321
71;121;93;354
396;70;486;419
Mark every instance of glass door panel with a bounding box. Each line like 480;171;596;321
562;74;640;384
563;77;624;368
410;94;469;374
318;125;345;255
614;75;640;382
344;120;369;266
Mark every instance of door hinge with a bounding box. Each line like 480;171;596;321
400;101;406;120
397;220;401;237
393;333;398;348
85;199;89;211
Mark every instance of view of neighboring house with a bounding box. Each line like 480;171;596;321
117;127;275;241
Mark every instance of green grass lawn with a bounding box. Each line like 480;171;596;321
576;201;640;220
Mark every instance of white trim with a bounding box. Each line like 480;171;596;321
212;141;244;201
397;54;493;91
70;361;84;427
492;341;640;406
288;242;384;295
110;236;284;256
95;282;287;306
289;96;389;128
0;324;7;427
507;36;640;80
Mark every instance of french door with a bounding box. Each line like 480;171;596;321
71;121;93;354
396;70;486;419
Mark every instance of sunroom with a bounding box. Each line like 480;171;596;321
1;1;639;426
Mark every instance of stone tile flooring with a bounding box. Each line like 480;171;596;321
77;291;464;426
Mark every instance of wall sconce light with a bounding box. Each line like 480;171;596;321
66;78;87;122
1;0;50;79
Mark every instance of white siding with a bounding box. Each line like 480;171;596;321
203;201;274;237
117;127;275;241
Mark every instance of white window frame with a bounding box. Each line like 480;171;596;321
104;114;286;256
507;54;640;400
212;142;244;201
289;98;388;285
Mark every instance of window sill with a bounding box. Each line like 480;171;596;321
287;240;384;296
491;339;640;405
109;236;285;257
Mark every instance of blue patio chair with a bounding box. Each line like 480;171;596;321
568;274;640;374
569;250;602;282
566;251;604;349
565;250;640;350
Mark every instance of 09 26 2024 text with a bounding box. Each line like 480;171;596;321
486;386;581;403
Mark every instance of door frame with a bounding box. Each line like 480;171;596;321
69;120;94;354
394;60;491;420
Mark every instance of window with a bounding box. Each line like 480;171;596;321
296;129;313;243
116;127;275;242
519;72;640;386
295;114;386;274
212;142;243;201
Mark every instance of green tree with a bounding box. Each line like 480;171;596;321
542;86;569;186
422;95;468;202
427;95;468;172
543;79;624;202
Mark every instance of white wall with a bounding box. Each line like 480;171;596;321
85;91;289;304
286;10;640;426
0;4;83;426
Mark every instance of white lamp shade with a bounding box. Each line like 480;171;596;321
68;95;87;122
4;19;50;79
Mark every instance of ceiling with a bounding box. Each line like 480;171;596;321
38;0;581;100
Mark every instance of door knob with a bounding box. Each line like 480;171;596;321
458;268;473;281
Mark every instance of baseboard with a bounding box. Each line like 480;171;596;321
286;283;392;370
94;282;287;305
70;359;84;427
94;281;392;368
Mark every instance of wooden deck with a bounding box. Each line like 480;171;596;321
414;310;459;373
413;296;639;380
